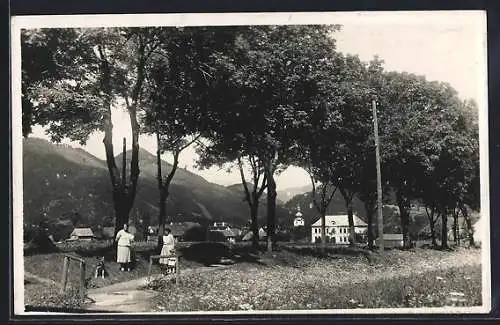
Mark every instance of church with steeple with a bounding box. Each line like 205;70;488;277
293;204;305;227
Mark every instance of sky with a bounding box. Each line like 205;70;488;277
25;11;488;190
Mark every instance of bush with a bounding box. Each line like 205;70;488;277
180;242;231;266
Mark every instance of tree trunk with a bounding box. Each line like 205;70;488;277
266;172;277;252
113;190;132;237
340;189;356;247
347;202;355;247
396;192;411;248
426;206;438;249
339;188;356;247
320;212;326;252
441;211;449;250
156;188;168;251
365;201;375;250
460;202;475;247
250;201;260;252
429;217;437;248
453;208;460;246
99;51;127;238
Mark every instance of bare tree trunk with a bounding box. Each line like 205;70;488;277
365;201;375;250
266;171;277;252
459;202;475;247
237;155;266;252
156;149;179;250
320;212;326;252
97;46;135;237
430;215;438;248
347;203;355;247
157;188;167;251
250;202;260;251
441;210;449;250
453;208;460;246
340;188;356;247
396;191;411;248
425;206;438;249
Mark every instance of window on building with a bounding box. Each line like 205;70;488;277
332;228;335;234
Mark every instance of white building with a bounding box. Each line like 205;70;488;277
311;214;367;244
293;205;305;227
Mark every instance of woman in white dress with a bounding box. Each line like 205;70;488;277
115;224;134;271
159;228;175;265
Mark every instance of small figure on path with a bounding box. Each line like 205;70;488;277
159;228;176;274
116;224;134;271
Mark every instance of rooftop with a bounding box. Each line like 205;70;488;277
311;215;368;227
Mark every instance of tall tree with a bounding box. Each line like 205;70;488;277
377;72;439;248
200;25;341;251
141;27;219;249
21;27;163;234
331;54;374;247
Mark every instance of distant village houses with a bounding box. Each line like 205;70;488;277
68;227;95;241
208;222;238;243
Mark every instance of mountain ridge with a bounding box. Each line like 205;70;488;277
22;137;290;232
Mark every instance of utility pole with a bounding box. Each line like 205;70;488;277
372;99;384;253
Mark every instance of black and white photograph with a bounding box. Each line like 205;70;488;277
11;11;490;315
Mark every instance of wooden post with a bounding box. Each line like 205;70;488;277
79;261;86;302
372;98;384;253
60;256;69;293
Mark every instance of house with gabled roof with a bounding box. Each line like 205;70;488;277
68;227;95;241
311;214;368;244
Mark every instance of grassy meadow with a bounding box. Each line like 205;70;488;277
22;241;482;312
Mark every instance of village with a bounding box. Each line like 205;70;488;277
24;202;485;251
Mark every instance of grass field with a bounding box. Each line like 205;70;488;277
147;247;482;311
22;241;483;312
22;241;204;310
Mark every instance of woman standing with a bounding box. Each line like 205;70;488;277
159;228;175;265
116;224;134;271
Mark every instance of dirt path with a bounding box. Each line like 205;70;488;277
85;264;231;312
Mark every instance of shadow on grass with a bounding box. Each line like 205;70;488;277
281;244;373;260
178;242;267;266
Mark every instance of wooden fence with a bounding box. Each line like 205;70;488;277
60;254;86;302
147;255;180;285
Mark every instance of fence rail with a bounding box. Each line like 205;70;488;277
147;255;180;285
60;254;86;302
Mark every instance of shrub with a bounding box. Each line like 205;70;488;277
180;242;231;266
